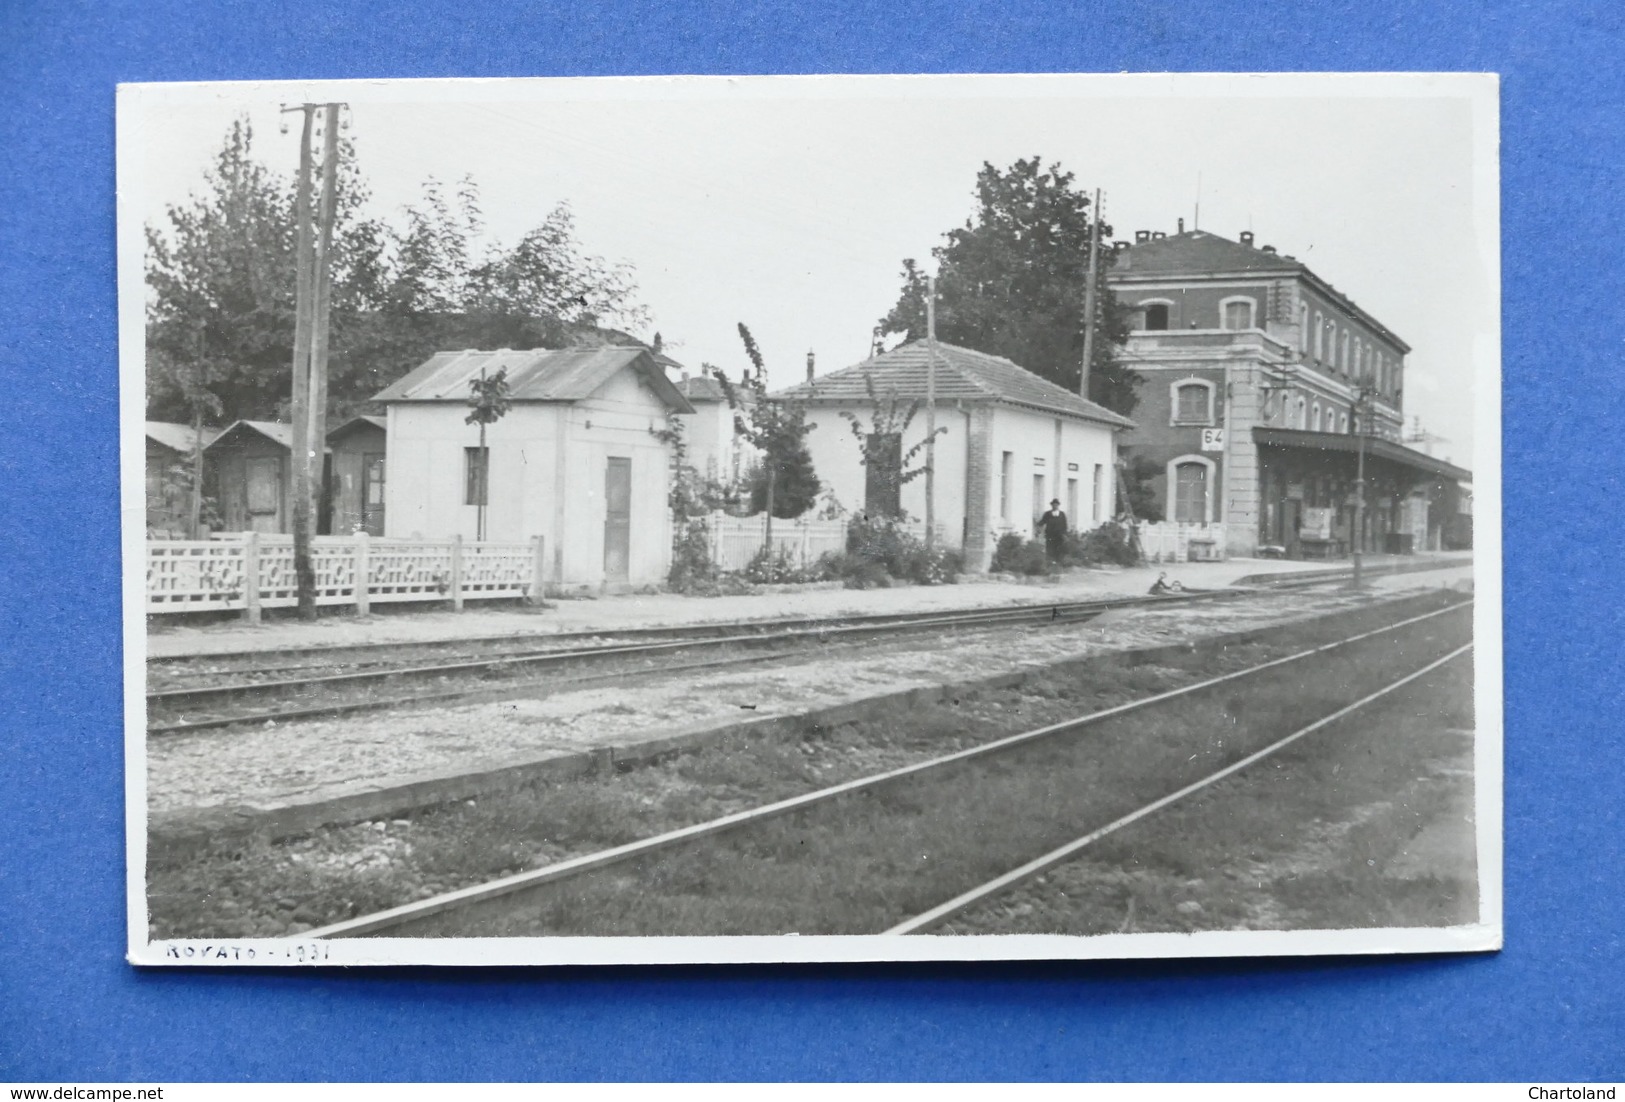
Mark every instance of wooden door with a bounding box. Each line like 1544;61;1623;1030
603;456;632;584
245;456;283;533
1173;462;1208;523
1283;499;1301;558
361;453;386;536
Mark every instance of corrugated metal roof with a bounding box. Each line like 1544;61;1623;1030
1254;427;1471;482
374;346;693;412
774;340;1135;428
145;421;219;453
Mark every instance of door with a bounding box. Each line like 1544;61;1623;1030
1173;462;1208;523
361;453;386;536
603;456;632;585
245;455;283;533
1282;499;1302;558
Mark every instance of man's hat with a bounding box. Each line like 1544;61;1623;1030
1050;498;1061;506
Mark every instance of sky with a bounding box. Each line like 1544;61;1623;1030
126;74;1496;464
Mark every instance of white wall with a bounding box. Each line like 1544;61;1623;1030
384;368;675;591
983;406;1118;550
678;399;752;486
802;403;970;545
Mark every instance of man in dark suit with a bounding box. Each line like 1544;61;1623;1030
1037;498;1068;564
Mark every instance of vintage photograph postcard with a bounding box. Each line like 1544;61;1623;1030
120;72;1501;966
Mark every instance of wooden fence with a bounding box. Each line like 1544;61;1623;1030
146;533;545;620
1136;521;1228;563
699;512;849;573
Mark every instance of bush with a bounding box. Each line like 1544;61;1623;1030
741;545;821;585
824;515;962;588
1061;520;1142;567
990;532;1054;575
667;519;719;593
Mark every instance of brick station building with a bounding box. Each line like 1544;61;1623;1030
1108;226;1471;558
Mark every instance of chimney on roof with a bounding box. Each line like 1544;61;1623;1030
1135;230;1151;243
1261;245;1277;253
1113;240;1129;252
806;349;816;382
1177;218;1185;233
1239;231;1255;247
1152;231;1166;240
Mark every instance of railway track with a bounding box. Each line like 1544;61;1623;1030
147;588;1248;735
298;592;1473;940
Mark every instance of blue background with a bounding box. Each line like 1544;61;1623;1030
1;0;1620;1082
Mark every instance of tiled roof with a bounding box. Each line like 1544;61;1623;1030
145;421;219;453
374;347;693;412
1111;230;1301;276
677;376;728;402
773;340;1135;428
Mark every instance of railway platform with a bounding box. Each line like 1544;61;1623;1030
145;551;1472;660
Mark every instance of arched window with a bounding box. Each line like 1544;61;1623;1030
1339;411;1349;433
1313;312;1325;360
1142;302;1170;330
1220;296;1256;330
1167;455;1216;523
1298;303;1310;352
1340;330;1351;373
1170;379;1216;425
1296;396;1308;429
1311;403;1322;432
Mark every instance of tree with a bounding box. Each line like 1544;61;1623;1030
464;367;512;541
875;156;1139;416
836;368;945;519
145;120;649;432
710;324;821;523
1120;456;1164;523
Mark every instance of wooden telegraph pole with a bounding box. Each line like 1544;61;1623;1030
284;102;344;620
1079;188;1102;401
924;275;938;549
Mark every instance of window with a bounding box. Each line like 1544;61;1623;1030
1033;474;1046;522
1296;396;1307;429
1143;303;1170;330
1298;304;1310;352
464;446;488;506
864;432;903;517
1173;380;1214;425
1173;461;1209;523
1313;312;1325;361
1339;330;1351;374
363;454;385;506
1092;464;1103;522
999;451;1013;520
1339;411;1349;434
1220;297;1256;330
1311;403;1322;432
1067;477;1080;525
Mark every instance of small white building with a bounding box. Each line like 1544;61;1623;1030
774;340;1135;571
375;346;694;593
674;374;755;487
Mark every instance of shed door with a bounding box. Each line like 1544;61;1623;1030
245;456;283;533
603;456;632;584
361;453;386;537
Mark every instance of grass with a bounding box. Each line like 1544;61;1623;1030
146;589;1469;939
372;601;1472;937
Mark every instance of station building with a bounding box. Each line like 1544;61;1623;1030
1108;227;1471;558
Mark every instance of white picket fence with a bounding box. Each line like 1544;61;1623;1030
698;512;848;572
1136;521;1228;563
146;532;545;620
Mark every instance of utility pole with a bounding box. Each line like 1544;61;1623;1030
1351;384;1374;590
1079;187;1102;401
924;275;938;549
283;102;344;620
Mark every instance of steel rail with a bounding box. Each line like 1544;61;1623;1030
883;640;1475;935
298;595;1472;940
148;590;1250;731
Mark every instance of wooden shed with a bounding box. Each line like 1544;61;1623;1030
144;421;218;537
326;415;388;536
204;420;330;535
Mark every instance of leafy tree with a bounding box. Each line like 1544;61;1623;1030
145;119;649;430
836;368;945;519
710;324;820;520
1120;456;1164;523
875;156;1139;416
464;367;512;541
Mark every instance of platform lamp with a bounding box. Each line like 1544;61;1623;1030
1350;384;1378;589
